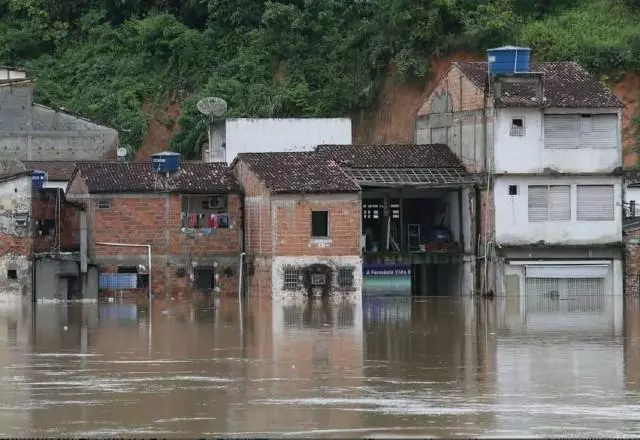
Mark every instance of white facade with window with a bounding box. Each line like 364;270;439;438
494;176;622;245
493;108;621;174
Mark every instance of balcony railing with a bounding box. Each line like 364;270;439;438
624;201;640;224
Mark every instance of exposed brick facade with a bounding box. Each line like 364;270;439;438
32;190;81;253
625;229;640;296
233;159;362;297
67;163;244;300
417;65;487;116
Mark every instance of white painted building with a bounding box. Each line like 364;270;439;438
203;118;352;164
417;49;624;297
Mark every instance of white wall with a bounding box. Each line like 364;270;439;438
225;118;352;164
494;175;622;245
494;108;620;173
272;255;362;301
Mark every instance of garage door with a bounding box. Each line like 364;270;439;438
524;265;608;313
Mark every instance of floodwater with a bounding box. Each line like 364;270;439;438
0;294;639;438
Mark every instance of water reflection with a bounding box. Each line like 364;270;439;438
0;294;637;437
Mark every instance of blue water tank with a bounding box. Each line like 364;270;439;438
151;152;181;173
487;46;531;75
32;170;47;189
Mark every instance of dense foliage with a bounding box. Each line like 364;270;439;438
0;0;638;157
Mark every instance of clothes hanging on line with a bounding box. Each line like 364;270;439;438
187;213;199;228
208;214;218;228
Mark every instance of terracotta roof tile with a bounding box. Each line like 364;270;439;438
22;161;79;181
74;162;239;193
236;152;360;194
316;144;465;169
454;61;622;108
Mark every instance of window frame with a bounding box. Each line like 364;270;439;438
97;199;112;210
311;210;330;238
527;185;571;222
509;117;525;137
576;184;615;221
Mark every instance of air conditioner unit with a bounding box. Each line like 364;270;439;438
14;212;28;227
207;196;225;210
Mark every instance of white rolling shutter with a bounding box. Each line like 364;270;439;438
577;185;614;221
582;114;617;149
548;185;571;220
544;115;579;149
528;185;548;222
525;265;609;278
528;185;570;222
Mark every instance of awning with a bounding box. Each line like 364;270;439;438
343;167;472;188
525;264;609;279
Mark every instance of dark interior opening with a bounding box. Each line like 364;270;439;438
7;270;17;280
117;266;149;288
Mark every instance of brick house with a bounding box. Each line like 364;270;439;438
66;159;243;300
417;47;624;296
232;152;362;299
0;170;33;296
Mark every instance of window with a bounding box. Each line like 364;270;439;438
311;210;329;238
14;212;28;227
97;199;111;209
7;270;17;280
194;266;216;290
528;185;571;222
577;185;614;221
311;273;327;285
118;266;149;288
544;114;617;149
337;267;354;289
283;268;300;290
182;194;230;229
510;118;525;136
508;185;518;196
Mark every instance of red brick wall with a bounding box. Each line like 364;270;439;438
233;161;272;256
626;230;640;296
85;192;242;299
478;188;494;247
417;65;489;116
0;233;30;256
32;194;80;253
273;196;361;257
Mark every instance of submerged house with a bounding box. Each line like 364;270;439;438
417;46;624;296
316;144;477;296
66;153;243;300
232;144;476;299
232;152;362;299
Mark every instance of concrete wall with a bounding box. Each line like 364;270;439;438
494;175;622;245
0;175;32;296
34;259;98;300
0;83;118;160
494;108;621;173
415;65;493;173
212;118;352;164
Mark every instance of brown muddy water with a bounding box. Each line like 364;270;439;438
0;294;638;438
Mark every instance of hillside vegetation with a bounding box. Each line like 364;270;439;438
1;0;639;158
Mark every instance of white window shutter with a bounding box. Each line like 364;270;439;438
577;185;614;221
528;185;548;222
548;185;571;220
544;115;579;149
582;114;617;149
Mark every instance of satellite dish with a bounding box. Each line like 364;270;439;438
117;147;127;158
197;97;227;118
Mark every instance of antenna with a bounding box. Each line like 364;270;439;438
197;97;228;163
197;97;227;118
116;147;127;161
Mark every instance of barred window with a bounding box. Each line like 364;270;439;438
510;117;525;136
283;268;299;290
337;267;354;289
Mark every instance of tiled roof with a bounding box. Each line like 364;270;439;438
22;161;79;181
236;152;360;194
316;144;465;169
73;162;239;193
454;61;622;108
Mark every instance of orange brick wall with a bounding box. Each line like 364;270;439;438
233;161;272;256
273;196;361;257
417;65;488;115
32;193;81;253
77;191;243;299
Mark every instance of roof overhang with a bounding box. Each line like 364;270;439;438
342;167;473;189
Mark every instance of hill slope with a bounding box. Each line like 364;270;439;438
1;0;639;162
